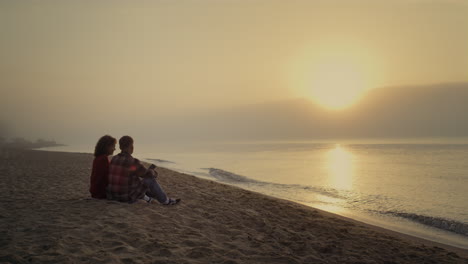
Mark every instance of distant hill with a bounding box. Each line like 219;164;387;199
158;83;468;141
344;82;468;138
0;138;64;149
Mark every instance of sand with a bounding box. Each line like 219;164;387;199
0;148;467;264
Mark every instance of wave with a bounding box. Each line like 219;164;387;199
204;168;468;237
205;168;259;183
185;167;468;238
202;167;346;199
384;211;468;236
146;158;176;164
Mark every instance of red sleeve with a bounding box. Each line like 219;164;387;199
90;155;109;199
132;158;148;178
95;157;109;182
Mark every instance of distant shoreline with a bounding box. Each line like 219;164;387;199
0;138;65;150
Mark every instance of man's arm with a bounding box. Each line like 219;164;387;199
133;158;157;178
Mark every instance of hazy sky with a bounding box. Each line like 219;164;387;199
1;0;467;142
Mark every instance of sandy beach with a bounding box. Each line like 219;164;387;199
0;149;467;264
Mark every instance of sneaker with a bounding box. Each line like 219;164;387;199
163;198;181;205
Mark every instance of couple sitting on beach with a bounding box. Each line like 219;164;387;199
89;135;180;205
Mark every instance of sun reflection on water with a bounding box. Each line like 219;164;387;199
327;144;354;190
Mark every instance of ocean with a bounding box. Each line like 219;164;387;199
42;140;468;249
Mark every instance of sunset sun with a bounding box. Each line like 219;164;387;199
290;44;380;110
310;64;368;109
308;61;370;110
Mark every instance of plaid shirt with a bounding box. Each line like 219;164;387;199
107;152;149;203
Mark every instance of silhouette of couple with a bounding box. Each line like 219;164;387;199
90;135;180;205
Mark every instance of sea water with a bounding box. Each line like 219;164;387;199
42;140;468;249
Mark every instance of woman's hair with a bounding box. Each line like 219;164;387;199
94;135;117;157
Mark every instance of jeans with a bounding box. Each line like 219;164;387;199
142;177;168;204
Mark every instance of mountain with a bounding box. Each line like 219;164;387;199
157;82;468;141
345;82;468;138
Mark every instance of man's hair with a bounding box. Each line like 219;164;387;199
119;135;134;150
94;135;116;157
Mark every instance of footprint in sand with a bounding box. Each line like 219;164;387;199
182;239;210;247
158;248;172;257
187;247;213;259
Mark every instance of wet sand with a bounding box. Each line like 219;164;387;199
0;149;467;263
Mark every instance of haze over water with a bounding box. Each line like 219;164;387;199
1;0;468;143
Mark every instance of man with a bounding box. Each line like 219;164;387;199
107;135;180;205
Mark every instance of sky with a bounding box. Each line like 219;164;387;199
1;0;467;143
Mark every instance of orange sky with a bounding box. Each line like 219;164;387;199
1;0;467;140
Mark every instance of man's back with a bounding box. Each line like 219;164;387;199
107;152;147;202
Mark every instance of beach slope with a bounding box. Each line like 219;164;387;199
0;149;467;263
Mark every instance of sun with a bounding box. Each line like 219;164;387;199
308;61;369;110
289;44;381;110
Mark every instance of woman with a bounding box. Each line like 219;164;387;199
90;135;116;199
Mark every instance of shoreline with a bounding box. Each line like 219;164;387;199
1;148;467;263
40;147;468;250
38;143;468;248
154;165;468;250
